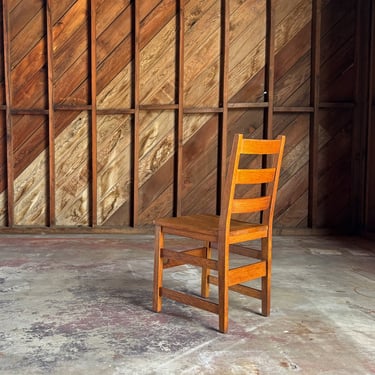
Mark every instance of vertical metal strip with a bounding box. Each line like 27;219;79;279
309;0;321;228
365;0;375;231
352;0;368;232
2;0;14;227
132;0;140;226
264;0;275;140
90;0;98;226
175;0;184;216
46;0;56;226
218;0;229;214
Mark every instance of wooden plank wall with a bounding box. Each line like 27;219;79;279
0;0;370;233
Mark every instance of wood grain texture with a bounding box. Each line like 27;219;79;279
0;0;367;232
55;113;89;226
97;115;132;225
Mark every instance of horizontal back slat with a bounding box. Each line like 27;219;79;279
231;196;271;214
236;168;275;184
240;139;281;155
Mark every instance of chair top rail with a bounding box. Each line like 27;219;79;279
239;135;285;155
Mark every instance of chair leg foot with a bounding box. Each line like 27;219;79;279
261;276;271;316
219;315;228;334
152;296;161;312
261;306;270;317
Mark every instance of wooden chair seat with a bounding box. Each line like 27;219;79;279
156;214;268;243
153;134;286;333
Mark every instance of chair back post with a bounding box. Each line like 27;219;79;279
219;133;243;234
262;135;286;236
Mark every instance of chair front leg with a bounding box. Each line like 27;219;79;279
152;225;164;312
218;241;229;333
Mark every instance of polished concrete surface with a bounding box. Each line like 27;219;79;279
0;234;374;374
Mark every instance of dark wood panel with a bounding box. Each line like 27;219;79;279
320;0;356;102
9;0;44;65
317;109;353;229
181;115;219;216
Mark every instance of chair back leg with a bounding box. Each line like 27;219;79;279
261;236;271;316
153;225;163;312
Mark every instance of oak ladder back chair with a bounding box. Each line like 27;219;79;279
152;134;286;333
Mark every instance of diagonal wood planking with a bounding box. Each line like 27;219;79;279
0;0;357;229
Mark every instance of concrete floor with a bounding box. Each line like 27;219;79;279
0;234;374;375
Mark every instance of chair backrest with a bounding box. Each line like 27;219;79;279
219;134;286;232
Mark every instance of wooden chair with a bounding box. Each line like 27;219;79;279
152;134;286;333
